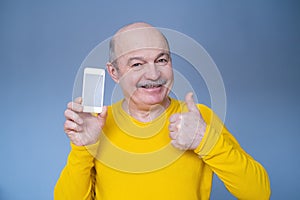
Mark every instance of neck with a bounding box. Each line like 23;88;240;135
122;98;171;123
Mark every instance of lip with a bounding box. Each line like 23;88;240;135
139;85;163;93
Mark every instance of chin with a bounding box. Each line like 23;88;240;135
143;98;164;105
139;93;168;106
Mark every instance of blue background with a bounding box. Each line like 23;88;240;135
1;0;299;199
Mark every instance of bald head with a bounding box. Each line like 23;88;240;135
115;22;154;35
109;22;170;65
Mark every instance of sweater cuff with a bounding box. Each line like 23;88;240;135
194;115;224;157
70;140;100;157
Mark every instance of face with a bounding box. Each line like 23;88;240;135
107;26;174;109
113;49;173;108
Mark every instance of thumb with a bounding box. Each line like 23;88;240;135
99;106;108;119
185;92;199;113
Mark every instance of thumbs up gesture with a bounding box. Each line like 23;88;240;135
169;92;207;150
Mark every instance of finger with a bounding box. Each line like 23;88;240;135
65;130;77;139
169;113;181;123
74;97;82;104
169;131;177;140
64;120;83;132
64;109;83;125
171;140;186;151
65;129;76;136
67;101;83;113
185;92;199;113
176;122;182;130
65;131;83;146
168;123;177;132
171;139;179;149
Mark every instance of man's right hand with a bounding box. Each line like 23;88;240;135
63;97;107;146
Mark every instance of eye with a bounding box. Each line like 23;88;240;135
156;58;169;65
131;63;143;67
157;58;168;63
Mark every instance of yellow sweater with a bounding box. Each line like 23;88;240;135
54;98;270;200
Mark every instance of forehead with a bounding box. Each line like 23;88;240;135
121;49;170;63
113;27;169;60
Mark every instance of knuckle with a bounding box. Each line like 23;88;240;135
75;116;82;124
72;122;77;129
77;105;83;112
65;120;72;128
169;131;176;139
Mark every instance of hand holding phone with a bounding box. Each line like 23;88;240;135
82;67;105;113
64;97;108;146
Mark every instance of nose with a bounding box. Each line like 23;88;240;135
144;63;160;80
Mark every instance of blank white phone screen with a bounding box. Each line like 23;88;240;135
83;74;103;107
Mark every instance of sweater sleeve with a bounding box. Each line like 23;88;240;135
194;105;271;200
54;142;99;200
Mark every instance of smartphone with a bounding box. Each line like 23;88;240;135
82;67;105;113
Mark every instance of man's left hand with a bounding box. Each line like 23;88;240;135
169;92;207;150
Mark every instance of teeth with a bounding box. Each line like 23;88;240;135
143;84;161;88
138;80;166;89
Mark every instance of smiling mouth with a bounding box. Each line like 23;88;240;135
137;80;167;89
141;83;163;89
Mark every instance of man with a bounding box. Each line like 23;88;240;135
55;22;270;199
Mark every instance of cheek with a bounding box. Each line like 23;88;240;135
162;67;174;81
119;72;139;91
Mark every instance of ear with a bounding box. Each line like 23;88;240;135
106;62;120;83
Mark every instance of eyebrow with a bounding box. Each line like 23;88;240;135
155;52;170;60
127;56;145;63
127;52;170;64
